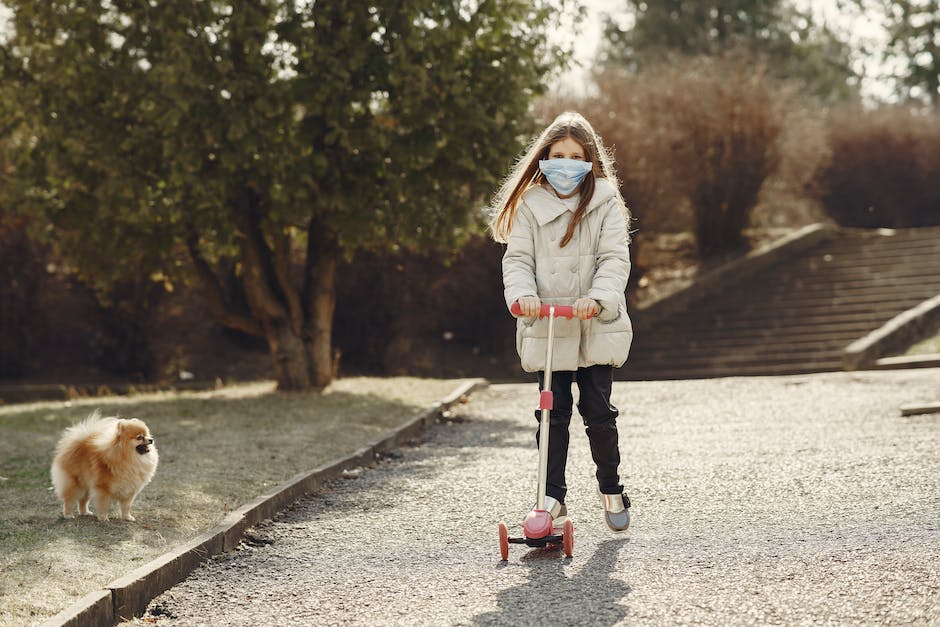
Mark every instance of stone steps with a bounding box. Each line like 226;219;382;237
621;226;940;379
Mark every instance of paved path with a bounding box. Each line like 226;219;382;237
132;369;940;625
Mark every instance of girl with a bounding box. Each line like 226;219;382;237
489;111;633;532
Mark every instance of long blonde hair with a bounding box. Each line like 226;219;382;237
488;111;628;245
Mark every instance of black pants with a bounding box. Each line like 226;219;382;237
535;364;623;503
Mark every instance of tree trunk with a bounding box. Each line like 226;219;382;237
190;196;338;391
235;189;314;391
261;317;312;391
303;217;339;390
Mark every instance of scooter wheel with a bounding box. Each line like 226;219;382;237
498;521;509;561
562;519;574;558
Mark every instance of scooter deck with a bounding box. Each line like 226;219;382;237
506;520;568;548
507;533;564;548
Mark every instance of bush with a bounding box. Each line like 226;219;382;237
642;58;789;257
750;98;830;231
0;216;46;377
333;235;517;378
0;220;164;383
813;106;940;228
541;56;796;259
88;278;164;380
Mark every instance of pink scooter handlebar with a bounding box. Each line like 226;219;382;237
510;301;590;319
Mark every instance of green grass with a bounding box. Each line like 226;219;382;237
903;324;940;356
0;377;463;625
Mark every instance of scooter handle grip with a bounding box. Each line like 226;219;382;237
510;301;577;319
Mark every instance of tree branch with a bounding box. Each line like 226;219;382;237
0;45;36;86
185;229;264;337
236;188;290;323
272;228;304;335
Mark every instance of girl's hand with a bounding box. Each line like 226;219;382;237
573;298;598;320
515;296;541;317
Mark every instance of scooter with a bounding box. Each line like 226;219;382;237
498;301;577;560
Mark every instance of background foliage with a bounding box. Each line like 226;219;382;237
813;105;940;228
0;0;575;388
1;0;939;384
601;0;859;102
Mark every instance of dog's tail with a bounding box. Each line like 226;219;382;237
56;409;116;449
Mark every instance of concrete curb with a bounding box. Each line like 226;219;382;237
872;353;940;370
39;378;489;627
843;294;940;371
900;401;940;417
632;223;838;333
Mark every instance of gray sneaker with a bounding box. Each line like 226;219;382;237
600;492;631;532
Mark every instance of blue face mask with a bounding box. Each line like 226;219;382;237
539;158;593;196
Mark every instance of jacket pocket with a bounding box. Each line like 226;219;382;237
583;308;633;367
596;304;621;324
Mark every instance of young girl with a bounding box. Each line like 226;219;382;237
489;111;633;532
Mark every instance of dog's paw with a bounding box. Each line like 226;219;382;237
122;514;136;522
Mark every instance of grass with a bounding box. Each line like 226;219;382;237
883;318;940;358
902;323;940;356
0;377;464;626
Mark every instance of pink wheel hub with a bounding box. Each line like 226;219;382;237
523;509;553;539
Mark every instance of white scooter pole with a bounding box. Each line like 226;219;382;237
536;305;556;511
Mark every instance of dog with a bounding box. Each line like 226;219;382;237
51;410;159;521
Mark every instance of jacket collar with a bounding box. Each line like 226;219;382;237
522;178;617;226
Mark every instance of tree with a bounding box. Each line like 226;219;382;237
601;0;858;102
603;0;784;61
0;1;572;390
879;0;940;106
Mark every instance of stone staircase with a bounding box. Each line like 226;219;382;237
620;226;940;380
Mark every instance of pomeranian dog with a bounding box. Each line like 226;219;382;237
51;410;159;521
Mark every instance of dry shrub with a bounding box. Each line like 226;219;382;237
751;99;831;230
333;235;516;378
542;56;800;258
813;106;940;228
88;278;163;380
0;215;46;377
0;227;164;383
638;58;789;257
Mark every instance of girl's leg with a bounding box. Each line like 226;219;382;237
576;365;623;495
535;370;574;503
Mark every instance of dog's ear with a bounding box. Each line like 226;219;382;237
116;419;126;435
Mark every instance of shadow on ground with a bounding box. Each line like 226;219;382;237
474;537;631;626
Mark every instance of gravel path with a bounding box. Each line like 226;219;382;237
132;369;940;625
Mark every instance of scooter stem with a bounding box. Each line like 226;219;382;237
536;306;556;511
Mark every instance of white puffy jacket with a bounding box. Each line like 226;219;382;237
502;178;633;373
